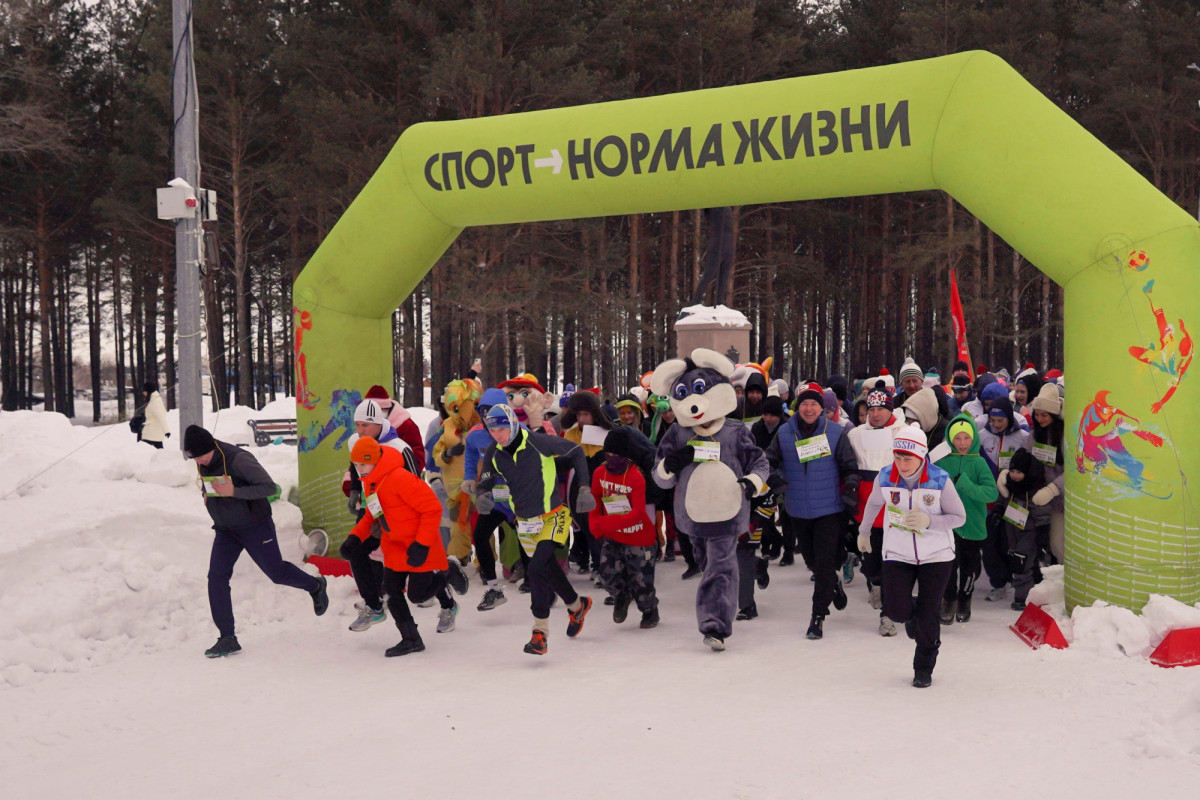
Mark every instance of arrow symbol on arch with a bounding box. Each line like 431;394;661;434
534;149;563;174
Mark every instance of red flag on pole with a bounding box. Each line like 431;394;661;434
949;269;974;381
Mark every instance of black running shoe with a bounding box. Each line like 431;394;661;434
913;670;933;688
833;581;848;611
613;595;632;624
681;565;702;580
806;615;824;640
736;602;758;621
204;635;241;658
310;575;329;616
524;630;547;655
566;596;593;637
446;557;470;595
756;557;770;589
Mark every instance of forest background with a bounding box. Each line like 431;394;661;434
2;0;1199;420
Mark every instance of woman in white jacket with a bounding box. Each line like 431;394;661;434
140;382;169;449
858;425;967;688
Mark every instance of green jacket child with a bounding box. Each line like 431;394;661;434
933;413;999;541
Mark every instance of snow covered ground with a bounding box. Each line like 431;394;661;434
2;404;1199;799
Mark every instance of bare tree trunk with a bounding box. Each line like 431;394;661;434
36;191;54;411
1011;249;1021;373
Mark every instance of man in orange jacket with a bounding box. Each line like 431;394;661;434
345;437;469;656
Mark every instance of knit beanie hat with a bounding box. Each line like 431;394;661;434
822;389;840;414
893;424;928;460
183;425;215;459
350;436;382;464
947;418;975;444
795;382;824;406
364;385;390;400
354;399;388;426
769;378;789;398
898;357;923;385
602;426;635;459
558;384;576;409
762;396;785;417
614;394;642;412
866;380;893;409
951;375;972;391
1029;382;1063;417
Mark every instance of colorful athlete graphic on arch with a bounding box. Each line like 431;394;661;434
293;307;319;411
1074;389;1169;499
1123;253;1193;414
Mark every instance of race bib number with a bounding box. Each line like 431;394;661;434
885;503;920;534
602;495;632;514
998;450;1014;470
1003;501;1029;530
689;440;721;462
517;517;543;535
1032;442;1057;466
491;485;511;502
201;476;225;496
365;492;383;519
795;435;832;463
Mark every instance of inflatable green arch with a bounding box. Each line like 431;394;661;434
294;50;1198;611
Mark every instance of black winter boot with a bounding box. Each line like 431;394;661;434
940;598;957;626
956;592;973;622
385;621;425;657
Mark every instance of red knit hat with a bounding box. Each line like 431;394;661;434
795;382;824;405
364;385;390;400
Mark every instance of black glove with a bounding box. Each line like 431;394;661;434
737;477;757;500
339;535;360;560
663;445;695;475
841;475;860;510
766;474;786;492
406;541;430;568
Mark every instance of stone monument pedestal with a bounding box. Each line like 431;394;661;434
675;305;751;362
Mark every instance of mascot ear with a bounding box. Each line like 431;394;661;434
691;348;735;378
650;359;688;397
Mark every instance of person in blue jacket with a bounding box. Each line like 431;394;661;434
764;383;859;641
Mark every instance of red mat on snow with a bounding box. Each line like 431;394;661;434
305;554;352;577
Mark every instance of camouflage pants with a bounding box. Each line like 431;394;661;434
597;540;658;614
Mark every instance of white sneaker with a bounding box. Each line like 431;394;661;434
436;600;458;633
349;605;386;632
417;597;437;608
869;584;882;610
878;615;897;637
985;586;1009;602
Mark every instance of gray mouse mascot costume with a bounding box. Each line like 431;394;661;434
651;348;769;651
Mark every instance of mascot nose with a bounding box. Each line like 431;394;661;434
690;404;700;415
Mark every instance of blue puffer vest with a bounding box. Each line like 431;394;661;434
778;414;844;520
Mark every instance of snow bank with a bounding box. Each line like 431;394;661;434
674;304;751;328
1025;564;1200;658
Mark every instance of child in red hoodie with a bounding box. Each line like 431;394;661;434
590;428;661;629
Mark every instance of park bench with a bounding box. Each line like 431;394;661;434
248;418;298;446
